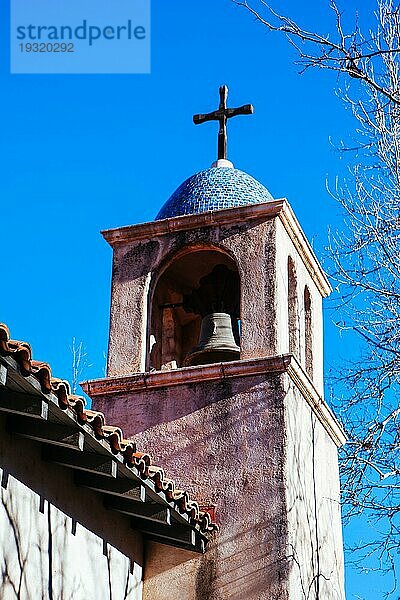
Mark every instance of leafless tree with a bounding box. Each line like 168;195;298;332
69;338;89;394
237;0;400;588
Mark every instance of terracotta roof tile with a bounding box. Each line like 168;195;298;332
0;323;218;535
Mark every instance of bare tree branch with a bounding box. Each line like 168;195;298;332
69;338;90;394
235;0;400;104
237;0;400;585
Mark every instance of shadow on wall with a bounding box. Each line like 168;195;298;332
125;374;286;463
141;375;291;600
138;376;343;600
0;476;142;600
104;373;280;438
144;516;291;600
285;386;343;600
0;416;143;600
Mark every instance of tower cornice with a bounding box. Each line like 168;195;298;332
101;199;332;297
82;354;346;448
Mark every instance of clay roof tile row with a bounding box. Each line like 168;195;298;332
0;323;218;535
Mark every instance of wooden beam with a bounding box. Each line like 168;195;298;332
145;532;206;554
7;416;84;450
0;389;48;420
42;446;117;478
132;518;201;551
74;472;145;501
105;496;171;523
0;364;7;386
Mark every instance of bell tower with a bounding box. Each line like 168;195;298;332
84;87;346;600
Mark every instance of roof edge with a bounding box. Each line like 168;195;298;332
101;199;331;298
0;323;217;542
102;199;286;245
286;356;346;448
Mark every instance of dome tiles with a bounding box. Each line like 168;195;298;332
155;165;273;220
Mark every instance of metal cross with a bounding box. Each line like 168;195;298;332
193;85;254;161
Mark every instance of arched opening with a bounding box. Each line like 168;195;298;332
148;247;241;370
287;256;298;356
304;285;313;379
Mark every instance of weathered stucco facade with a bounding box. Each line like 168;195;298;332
0;323;210;600
85;198;346;599
0;412;143;599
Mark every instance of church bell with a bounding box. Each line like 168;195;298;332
184;312;240;366
183;264;240;367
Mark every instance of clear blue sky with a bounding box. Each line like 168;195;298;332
0;0;385;597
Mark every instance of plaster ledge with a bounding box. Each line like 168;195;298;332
101;199;331;298
81;355;291;395
285;356;347;448
82;354;346;448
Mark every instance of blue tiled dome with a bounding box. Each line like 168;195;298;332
155;166;273;220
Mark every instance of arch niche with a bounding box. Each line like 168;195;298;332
148;247;241;371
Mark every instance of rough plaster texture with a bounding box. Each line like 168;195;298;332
107;218;277;376
97;200;342;598
0;414;143;600
106;203;326;395
91;367;345;600
274;218;324;394
284;376;345;599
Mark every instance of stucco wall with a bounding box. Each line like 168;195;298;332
93;372;290;600
107;218;277;376
92;365;344;600
0;414;143;600
274;218;324;394
283;376;345;599
98;201;341;599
